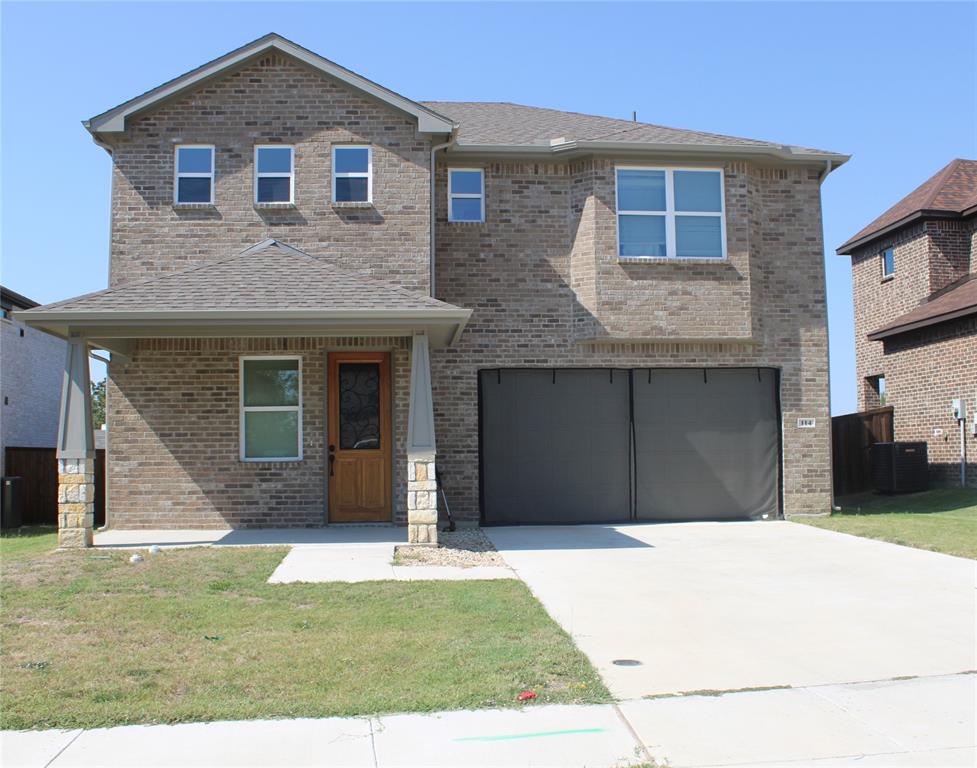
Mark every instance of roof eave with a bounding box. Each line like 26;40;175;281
837;209;964;255
86;34;456;137
866;305;977;341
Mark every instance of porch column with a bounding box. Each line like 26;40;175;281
406;333;438;545
56;337;95;548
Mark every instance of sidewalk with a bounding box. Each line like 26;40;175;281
3;673;974;768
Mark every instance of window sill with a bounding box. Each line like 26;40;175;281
173;202;216;210
331;201;374;209
254;202;296;210
240;457;303;464
881;275;895;283
617;255;729;265
447;220;486;225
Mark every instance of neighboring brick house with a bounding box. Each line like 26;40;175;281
1;286;67;476
838;159;977;488
19;34;848;547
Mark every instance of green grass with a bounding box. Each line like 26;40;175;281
0;526;58;561
798;488;977;559
0;544;608;730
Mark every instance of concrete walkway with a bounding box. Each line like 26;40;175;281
4;674;973;767
93;528;515;582
486;521;977;699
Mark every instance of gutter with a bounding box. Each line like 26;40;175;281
867;305;977;341
430;132;456;298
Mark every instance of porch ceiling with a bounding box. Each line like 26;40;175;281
16;240;471;349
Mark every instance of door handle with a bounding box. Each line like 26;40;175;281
328;453;335;477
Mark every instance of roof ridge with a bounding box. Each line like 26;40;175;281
918;158;966;210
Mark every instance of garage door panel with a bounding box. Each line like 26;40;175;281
481;369;630;525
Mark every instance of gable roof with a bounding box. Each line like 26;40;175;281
867;274;977;340
85;34;455;136
423;101;847;164
16;240;471;347
838;159;977;254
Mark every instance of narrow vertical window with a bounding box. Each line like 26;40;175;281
448;169;485;222
881;247;895;278
240;357;302;461
254;146;294;204
332;146;372;203
174;145;214;204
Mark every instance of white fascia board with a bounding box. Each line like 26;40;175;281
86;34;455;136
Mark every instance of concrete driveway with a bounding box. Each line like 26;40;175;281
485;521;976;699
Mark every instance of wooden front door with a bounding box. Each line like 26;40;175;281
327;352;392;522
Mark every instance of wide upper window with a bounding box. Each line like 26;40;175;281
254;146;294;204
448;169;485;223
240;357;302;461
174;145;214;204
881;247;895;278
616;167;726;259
333;146;372;203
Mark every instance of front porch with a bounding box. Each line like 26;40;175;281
16;240;471;548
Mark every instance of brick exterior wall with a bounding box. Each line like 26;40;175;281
850;217;975;488
100;50;834;527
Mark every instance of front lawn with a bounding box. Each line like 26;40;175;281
798;488;977;559
0;545;608;730
0;526;58;561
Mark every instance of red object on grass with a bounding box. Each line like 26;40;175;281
516;690;537;702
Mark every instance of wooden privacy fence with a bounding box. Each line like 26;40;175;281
3;447;105;527
831;407;894;497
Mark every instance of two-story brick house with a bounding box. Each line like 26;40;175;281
838;159;976;488
19;34;847;547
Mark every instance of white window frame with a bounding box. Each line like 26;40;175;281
332;145;373;203
254;145;294;204
173;144;215;205
239;355;303;462
881;247;895;279
448;168;485;223
615;166;727;260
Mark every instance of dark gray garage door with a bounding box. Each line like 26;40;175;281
480;368;780;525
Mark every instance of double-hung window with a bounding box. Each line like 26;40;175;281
881;247;895;278
174;145;214;204
254;145;294;204
448;169;485;222
332;145;372;203
616;167;726;259
240;357;302;461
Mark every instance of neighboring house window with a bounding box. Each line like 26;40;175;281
448;169;485;223
867;375;886;407
174;145;214;204
254;146;294;204
240;356;302;461
616;167;726;259
881;247;895;278
333;145;372;203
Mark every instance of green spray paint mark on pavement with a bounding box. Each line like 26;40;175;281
453;727;607;742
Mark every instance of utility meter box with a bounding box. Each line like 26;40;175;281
952;399;967;421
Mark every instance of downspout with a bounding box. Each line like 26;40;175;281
430;132;456;298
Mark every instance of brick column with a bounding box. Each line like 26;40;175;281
407;453;438;544
58;458;95;548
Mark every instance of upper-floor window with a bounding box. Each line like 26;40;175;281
240;356;302;461
332;146;372;203
448;169;485;223
254;146;294;204
881;247;895;278
174;145;214;204
616;167;725;259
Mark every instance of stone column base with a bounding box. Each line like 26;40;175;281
58;457;95;548
407;454;438;545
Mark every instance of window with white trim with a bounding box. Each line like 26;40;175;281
448;168;484;222
881;247;895;278
616;167;726;259
332;145;372;202
254;145;294;204
240;356;302;461
174;145;214;204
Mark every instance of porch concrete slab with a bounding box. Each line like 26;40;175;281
94;526;404;549
391;565;515;581
371;703;644;767
486;521;976;699
267;543;397;583
1;728;81;768
44;717;373;767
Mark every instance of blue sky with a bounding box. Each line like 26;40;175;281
2;2;974;412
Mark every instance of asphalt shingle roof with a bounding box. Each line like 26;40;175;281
26;241;461;314
838;159;977;253
867;275;977;340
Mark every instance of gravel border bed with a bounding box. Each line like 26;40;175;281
394;529;507;568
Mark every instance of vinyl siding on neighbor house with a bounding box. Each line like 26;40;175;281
85;48;836;526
